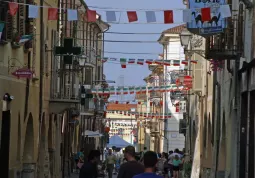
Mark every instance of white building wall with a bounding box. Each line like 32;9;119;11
163;37;185;152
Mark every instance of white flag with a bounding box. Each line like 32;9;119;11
67;9;78;21
145;11;156;23
220;5;231;18
28;5;39;18
106;11;116;22
183;9;192;22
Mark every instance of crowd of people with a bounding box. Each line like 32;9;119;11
75;146;187;178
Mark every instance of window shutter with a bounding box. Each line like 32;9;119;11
85;68;92;85
0;3;7;40
6;13;13;40
18;0;25;36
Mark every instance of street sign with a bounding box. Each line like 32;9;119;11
12;68;33;79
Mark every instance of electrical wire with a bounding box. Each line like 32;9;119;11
75;38;180;43
105;31;163;35
104;51;182;55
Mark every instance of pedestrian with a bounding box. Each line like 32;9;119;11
168;151;174;178
117;145;144;178
75;148;84;172
79;150;101;178
133;151;163;178
140;147;147;162
105;149;117;178
172;155;183;178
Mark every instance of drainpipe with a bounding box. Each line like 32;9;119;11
215;82;221;178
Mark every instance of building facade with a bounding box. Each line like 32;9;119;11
158;25;187;152
0;0;109;177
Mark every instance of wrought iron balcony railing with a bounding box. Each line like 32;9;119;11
205;15;243;60
80;98;105;112
150;91;162;99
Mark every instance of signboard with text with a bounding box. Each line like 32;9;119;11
12;68;33;79
187;0;227;35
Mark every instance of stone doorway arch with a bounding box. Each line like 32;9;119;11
22;113;36;178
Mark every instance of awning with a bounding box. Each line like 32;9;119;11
82;130;103;137
107;135;132;148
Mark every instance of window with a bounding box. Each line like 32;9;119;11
0;0;12;40
85;67;92;85
17;0;26;36
97;66;101;80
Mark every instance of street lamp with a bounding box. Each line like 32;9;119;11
180;28;192;49
179;28;205;58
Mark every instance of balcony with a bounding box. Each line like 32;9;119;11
80;98;105;116
150;91;162;99
49;64;80;113
148;119;160;136
204;17;243;60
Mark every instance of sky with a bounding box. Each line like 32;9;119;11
85;0;185;88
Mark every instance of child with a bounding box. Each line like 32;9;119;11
172;155;182;178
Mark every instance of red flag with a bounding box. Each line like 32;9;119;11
87;9;96;22
48;8;58;20
127;11;138;22
164;10;173;24
201;8;211;21
8;2;18;16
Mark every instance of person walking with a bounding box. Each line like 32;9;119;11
117;146;144;178
133;151;163;178
172;155;183;178
79;150;101;178
105;149;117;178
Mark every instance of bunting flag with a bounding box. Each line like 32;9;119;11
67;9;78;21
48;8;58;20
135;87;141;94
173;60;180;66
145;11;156;23
8;2;18;16
128;58;136;64
164;10;174;24
129;87;135;94
0;23;5;41
28;5;39;18
181;60;188;65
137;59;144;65
127;11;138;22
164;60;170;66
102;57;108;63
182;9;192;23
201;7;211;21
106;11;116;22
120;58;127;68
110;87;115;95
3;2;231;24
191;60;198;64
19;35;33;43
220;5;231;18
146;59;153;64
116;88;121;95
123;87;129;94
87;9;97;22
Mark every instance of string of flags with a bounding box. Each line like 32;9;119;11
106;110;173;119
92;84;191;96
101;58;198;68
6;2;231;23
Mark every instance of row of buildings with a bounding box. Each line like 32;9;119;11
0;0;110;177
151;0;255;177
